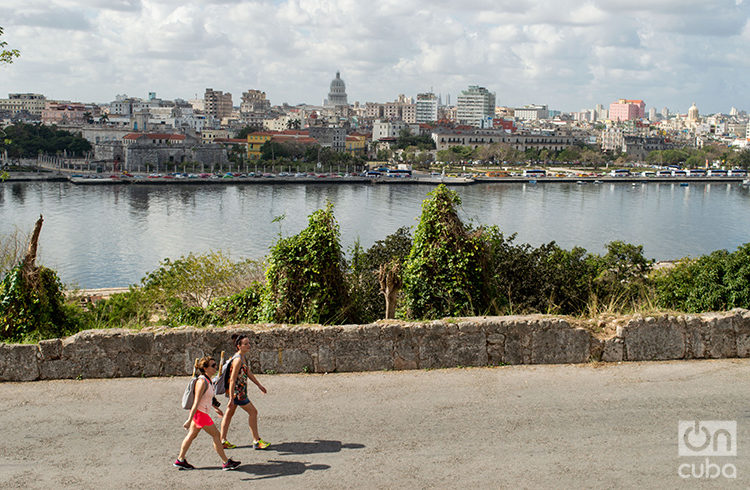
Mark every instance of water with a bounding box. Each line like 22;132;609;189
2;181;750;288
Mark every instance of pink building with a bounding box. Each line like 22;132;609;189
41;101;99;124
609;99;645;122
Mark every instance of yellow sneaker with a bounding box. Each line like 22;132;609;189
222;440;236;449
253;438;270;450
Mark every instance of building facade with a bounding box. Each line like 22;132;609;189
456;86;496;127
609;99;646;122
415;93;439;124
0;93;46;115
204;88;233;120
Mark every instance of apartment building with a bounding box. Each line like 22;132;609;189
456;86;496;127
415;93;439;123
609;99;646;122
204;88;233;120
0;93;46;115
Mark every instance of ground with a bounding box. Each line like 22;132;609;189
1;359;748;488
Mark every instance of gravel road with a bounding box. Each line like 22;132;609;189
1;359;748;488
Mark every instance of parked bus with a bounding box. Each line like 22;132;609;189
729;169;747;177
671;169;687;177
386;168;412;178
687;169;706;176
708;169;728;177
656;170;673;177
523;169;547;178
609;169;631;177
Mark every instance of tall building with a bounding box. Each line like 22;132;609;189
662;107;669;118
609;99;645;122
240;90;270;114
415;92;439;123
326;71;349;107
456;86;496;127
204;88;233;120
649;107;657;120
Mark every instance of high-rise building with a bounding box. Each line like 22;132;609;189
661;107;669;118
416;92;438;123
204;88;233;120
609;99;645;122
514;104;549;121
649;107;657;120
456;86;496;127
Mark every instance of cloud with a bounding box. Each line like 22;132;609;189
0;0;747;113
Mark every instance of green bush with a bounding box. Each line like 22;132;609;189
402;185;492;318
208;281;265;325
261;202;350;324
0;265;77;341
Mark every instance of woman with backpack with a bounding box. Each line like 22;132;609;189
174;356;241;471
219;333;270;450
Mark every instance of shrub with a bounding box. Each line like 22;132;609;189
261;202;350;324
208;281;265;325
402;185;491;318
0;264;77;341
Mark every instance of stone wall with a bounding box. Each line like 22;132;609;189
2;310;750;382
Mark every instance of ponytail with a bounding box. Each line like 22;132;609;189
231;333;248;350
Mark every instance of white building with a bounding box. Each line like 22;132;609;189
514;104;549;121
415;92;439;124
456;86;496;127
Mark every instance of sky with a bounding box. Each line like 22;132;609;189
0;0;748;114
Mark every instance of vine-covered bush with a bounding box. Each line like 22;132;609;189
208;281;265;325
261;202;350;324
0;264;77;341
402;185;492;318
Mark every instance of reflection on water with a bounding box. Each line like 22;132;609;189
2;181;750;288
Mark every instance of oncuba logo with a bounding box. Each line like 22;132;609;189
678;421;737;480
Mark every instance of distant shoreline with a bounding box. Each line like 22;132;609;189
3;172;745;185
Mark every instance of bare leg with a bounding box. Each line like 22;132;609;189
178;422;201;461
220;403;237;442
240;401;261;441
203;423;230;463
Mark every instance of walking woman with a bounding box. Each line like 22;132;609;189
174;356;241;470
220;334;270;450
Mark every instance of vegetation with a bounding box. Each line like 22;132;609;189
0;26;20;64
6;185;750;342
0;123;92;159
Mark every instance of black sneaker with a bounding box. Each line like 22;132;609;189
222;458;241;471
173;459;195;470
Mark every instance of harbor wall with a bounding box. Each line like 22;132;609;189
2;310;750;382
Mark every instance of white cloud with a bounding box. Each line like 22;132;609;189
0;0;748;113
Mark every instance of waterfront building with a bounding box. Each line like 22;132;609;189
204;88;233;120
0;93;46;116
456;86;496;127
514;104;549;121
325;71;349;107
609;99;645;122
432;128;578;153
416;93;439;124
345;134;367;157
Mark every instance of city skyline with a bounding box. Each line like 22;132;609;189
0;0;748;114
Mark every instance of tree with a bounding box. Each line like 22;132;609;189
0;27;20;64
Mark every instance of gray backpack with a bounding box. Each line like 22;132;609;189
181;374;208;410
212;354;239;396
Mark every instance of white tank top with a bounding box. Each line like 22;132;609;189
196;375;214;414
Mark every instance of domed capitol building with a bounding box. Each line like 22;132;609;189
325;71;349;107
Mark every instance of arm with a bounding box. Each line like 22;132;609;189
184;377;207;429
247;372;267;394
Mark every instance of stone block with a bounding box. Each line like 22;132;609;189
621;318;685;361
259;348;314;374
315;344;336;373
502;321;532;365
531;327;591;364
38;339;62;360
487;333;505;365
704;314;737;359
684;316;706;359
0;344;40;382
601;338;623;362
418;330;486;369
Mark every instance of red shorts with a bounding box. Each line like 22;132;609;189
193;410;214;428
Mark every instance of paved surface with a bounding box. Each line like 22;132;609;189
1;359;749;488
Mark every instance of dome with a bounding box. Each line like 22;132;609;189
327;71;348;107
688;102;699;121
